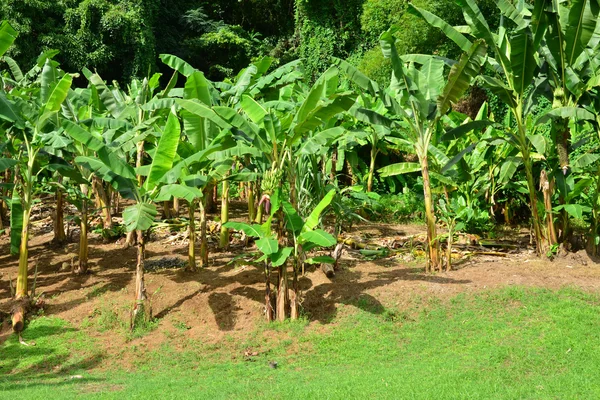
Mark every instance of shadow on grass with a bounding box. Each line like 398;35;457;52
0;322;106;391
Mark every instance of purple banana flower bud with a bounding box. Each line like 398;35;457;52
258;194;271;215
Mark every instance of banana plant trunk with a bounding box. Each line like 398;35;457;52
523;157;547;256
347;160;357;185
289;169;298;209
92;175;112;230
247;181;255;222
199;194;209;268
16;207;30;299
265;264;274;322
77;188;89;274
188;200;196;272
587;167;600;256
16;159;35;299
446;230;453;272
420;155;441;273
276;264;288;321
132;230;150;328
540;170;558;247
290;262;299;320
330;148;338;183
220;180;230;250
553;117;571;241
173;197;180;217
53;183;66;243
254;183;263;224
162;201;173;220
367;147;377;192
111;188;120;215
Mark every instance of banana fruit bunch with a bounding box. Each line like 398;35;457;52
259;163;283;215
261;163;283;196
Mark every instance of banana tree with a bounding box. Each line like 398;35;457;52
68;107;181;327
9;65;72;291
83;68;168;242
226;189;337;321
155;128;236;271
538;0;600;174
338;28;486;272
2;56;73;331
411;0;556;256
215;57;305;244
531;1;600;241
163;63;241;267
237;65;355;210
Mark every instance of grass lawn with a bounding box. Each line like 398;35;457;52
2;286;600;399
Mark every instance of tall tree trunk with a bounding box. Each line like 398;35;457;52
420;156;440;273
220;180;230;250
199;195;209;268
131;230;150;328
77;187;89;274
53;185;66;243
187;200;196;272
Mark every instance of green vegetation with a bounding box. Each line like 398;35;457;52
3;287;600;399
2;1;600;395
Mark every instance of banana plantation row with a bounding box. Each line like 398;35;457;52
1;0;600;330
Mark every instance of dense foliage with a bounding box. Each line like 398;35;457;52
1;0;600;329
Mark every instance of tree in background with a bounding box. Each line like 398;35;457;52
294;0;365;82
356;0;499;87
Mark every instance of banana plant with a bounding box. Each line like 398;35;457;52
154;130;236;271
67;107;181;327
5;59;73;303
83;67;168;241
225;189;337;321
337;27;487;272
237;65;355;212
161;63;241;267
216;57;305;243
411;0;556;256
529;1;600;242
536;0;600;174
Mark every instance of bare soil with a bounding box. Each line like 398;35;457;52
1;201;599;367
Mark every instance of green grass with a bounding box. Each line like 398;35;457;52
2;286;600;399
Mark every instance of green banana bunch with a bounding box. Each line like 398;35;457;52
261;163;283;195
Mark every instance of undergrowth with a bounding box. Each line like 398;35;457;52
2;286;600;399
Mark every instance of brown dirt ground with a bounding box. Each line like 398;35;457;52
0;200;599;367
